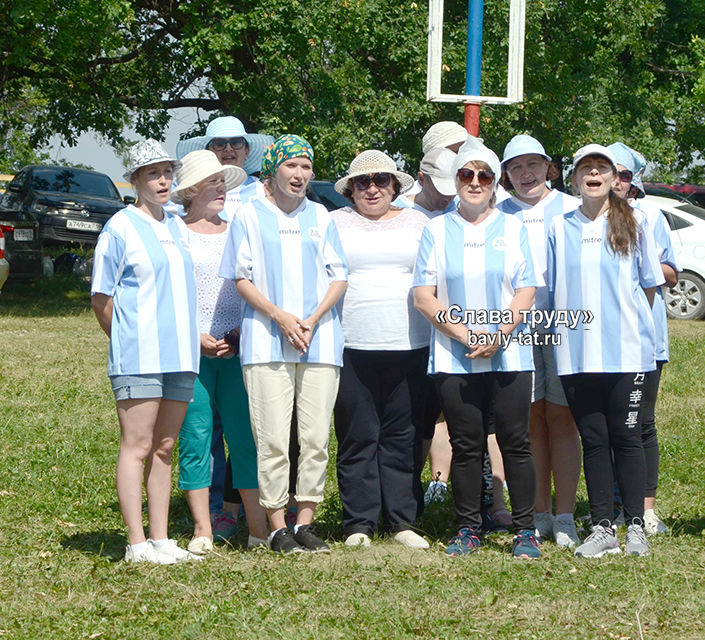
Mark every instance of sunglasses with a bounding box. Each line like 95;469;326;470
618;169;634;183
351;173;393;190
208;137;247;152
456;168;495;186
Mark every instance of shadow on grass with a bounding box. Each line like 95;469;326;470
61;529;126;562
667;515;705;536
0;274;91;316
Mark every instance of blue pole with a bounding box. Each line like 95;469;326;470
466;0;484;95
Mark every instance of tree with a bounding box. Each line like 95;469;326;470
1;0;704;179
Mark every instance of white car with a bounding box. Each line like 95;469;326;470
642;194;705;320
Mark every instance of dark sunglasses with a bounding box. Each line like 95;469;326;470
208;137;247;151
456;168;495;186
351;173;393;190
617;169;634;183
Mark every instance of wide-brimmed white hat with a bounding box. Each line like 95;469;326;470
176;116;274;176
123;139;180;182
419;147;457;196
171;150;246;204
334;150;414;194
422;121;472;154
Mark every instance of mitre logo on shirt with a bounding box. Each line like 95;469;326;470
492;237;507;251
280;228;301;236
582;236;602;244
464;241;485;249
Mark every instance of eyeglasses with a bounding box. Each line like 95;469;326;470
456;168;495;186
351;173;393;190
208;137;247;152
618;169;634;183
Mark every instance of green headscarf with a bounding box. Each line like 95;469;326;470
260;134;314;178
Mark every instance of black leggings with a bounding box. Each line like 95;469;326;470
435;371;535;531
561;372;646;526
641;362;663;498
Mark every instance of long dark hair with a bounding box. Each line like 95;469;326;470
606;189;638;257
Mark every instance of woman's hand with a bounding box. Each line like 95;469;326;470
273;308;309;355
298;316;318;348
466;329;503;359
200;333;222;357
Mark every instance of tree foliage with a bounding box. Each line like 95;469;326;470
1;0;704;179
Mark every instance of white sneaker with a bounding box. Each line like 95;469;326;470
553;516;580;548
643;509;668;536
124;542;176;565
345;532;372;547
187;536;213;555
150;539;203;563
393;530;429;549
534;512;554;541
625;522;650;556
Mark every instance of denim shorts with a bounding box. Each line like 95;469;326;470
109;372;197;402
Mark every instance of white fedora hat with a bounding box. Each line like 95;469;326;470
123;139;180;182
176;116;274;176
171;150;246;204
334;150;414;194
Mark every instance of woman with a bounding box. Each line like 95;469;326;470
331;150;430;549
219;135;348;554
547;144;664;557
170;149;270;553
413;137;541;559
91;139;201;564
497;135;583;547
607;142;678;536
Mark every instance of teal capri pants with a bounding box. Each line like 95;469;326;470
178;355;257;491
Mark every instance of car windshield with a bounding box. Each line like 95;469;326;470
31;168;120;200
675;202;705;222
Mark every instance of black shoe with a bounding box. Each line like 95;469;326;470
270;528;306;554
293;524;331;553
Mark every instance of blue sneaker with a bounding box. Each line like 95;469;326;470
512;529;541;559
445;527;482;556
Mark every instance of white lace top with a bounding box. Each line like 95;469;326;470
331;206;430;350
189;228;242;340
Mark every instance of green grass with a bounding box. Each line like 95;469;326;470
1;276;705;639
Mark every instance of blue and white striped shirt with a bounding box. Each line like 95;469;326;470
91;205;200;376
413;209;540;374
497;190;580;311
219;197;348;366
547;207;665;375
633;199;679;362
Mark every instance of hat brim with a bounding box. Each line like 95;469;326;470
176;134;274;176
334;170;415;195
501;151;551;166
429;174;457;197
123;157;181;182
171;165;246;204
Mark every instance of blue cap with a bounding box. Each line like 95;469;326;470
607;142;646;197
501;135;551;166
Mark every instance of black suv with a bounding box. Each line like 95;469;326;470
1;165;129;247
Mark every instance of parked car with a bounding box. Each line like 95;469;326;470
0;213;42;279
307;180;350;211
645;183;705;208
0;165;128;247
0;227;9;291
642;195;705;320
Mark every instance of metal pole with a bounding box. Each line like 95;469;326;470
465;0;484;136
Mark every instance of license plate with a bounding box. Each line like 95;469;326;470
13;228;33;241
66;219;102;232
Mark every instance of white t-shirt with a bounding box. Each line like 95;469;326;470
332;206;430;350
219;197;348;366
91;205;200;376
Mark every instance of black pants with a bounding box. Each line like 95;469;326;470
435;371;535;531
562;372;646;526
334;348;426;536
642;362;663;497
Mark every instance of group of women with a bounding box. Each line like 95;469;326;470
91;122;675;562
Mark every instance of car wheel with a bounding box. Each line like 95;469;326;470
663;272;705;320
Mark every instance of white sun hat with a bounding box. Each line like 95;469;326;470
452;136;502;188
419;147;457;196
175;116;274;176
422;121;473;154
572;144;617;170
123;139;181;182
334;150;414;195
171;150;246;204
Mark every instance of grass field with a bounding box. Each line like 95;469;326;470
1;276;704;639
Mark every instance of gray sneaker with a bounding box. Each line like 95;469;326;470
625;522;650;556
553;516;580;548
574;524;621;558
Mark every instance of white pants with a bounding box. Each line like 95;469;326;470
242;362;340;510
